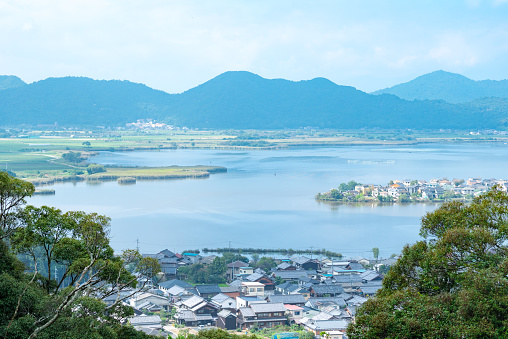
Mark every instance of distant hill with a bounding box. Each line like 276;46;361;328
0;71;507;130
0;75;26;90
0;77;174;126
372;70;508;103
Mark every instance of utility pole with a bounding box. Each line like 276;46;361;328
136;239;139;252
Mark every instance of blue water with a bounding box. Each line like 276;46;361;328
28;143;508;259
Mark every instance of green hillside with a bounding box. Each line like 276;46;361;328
372;70;508;103
0;71;507;130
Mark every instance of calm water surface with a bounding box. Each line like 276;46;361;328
29;143;508;258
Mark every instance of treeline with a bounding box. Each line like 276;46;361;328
202;247;342;259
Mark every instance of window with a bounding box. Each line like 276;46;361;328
257;288;262;292
250;288;254;292
294;311;300;315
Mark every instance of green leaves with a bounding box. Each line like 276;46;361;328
348;186;508;338
0;172;35;239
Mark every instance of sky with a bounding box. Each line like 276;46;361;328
1;0;508;93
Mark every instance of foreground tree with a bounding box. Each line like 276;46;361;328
0;171;35;239
347;186;508;338
0;173;160;338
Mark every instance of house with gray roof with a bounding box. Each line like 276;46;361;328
309;285;345;297
158;279;193;291
290;256;320;271
302;319;348;335
174;310;214;327
245;273;276;290
237;303;287;329
195;284;221;298
128;315;162;328
273;270;317;282
217;310;237;330
211;293;237;310
359;270;382;282
268;294;306;306
305;297;347;310
346;295;368;306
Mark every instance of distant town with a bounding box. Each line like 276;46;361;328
121;249;391;338
316;178;508;203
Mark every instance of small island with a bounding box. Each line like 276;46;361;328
316;178;508;203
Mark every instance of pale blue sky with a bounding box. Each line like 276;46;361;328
1;0;508;93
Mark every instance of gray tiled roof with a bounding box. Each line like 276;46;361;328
218;310;236;318
158;279;193;290
347;295;368;306
175;310;196;321
347;262;365;270
333;275;362;284
159;249;176;258
359;270;382;281
268;294;306;304
245;273;265;282
360;285;382;295
311;285;345;294
277;262;293;270
305;320;348;331
195;284;221;295
239;307;256;318
129;315;162;326
290;256;312;265
211;293;231;303
182;295;205;308
250;303;287;313
306;297;347;309
228;280;243;288
220;286;240;293
273;270;316;279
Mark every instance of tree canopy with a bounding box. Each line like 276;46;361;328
0;173;159;338
347;186;508;338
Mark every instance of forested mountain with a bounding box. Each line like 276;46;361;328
0;75;26;90
0;71;507;129
372;70;508;103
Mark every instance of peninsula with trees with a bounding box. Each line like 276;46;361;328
316;178;508;203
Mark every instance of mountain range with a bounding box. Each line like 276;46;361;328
372;70;508;103
0;71;507;130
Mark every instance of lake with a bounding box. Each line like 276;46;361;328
28;142;508;259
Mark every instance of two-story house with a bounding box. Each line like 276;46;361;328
237;303;287;329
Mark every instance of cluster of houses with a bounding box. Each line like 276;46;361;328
121;249;394;338
335;178;508;202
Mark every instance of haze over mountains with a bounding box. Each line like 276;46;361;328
372;70;508;103
0;71;507;130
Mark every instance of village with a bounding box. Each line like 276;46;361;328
118;249;394;338
316;177;508;203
